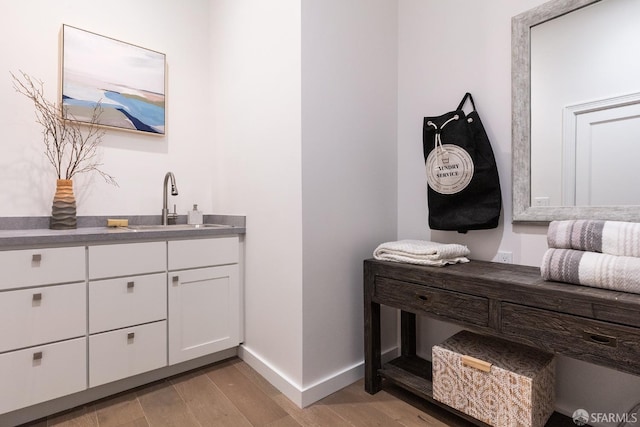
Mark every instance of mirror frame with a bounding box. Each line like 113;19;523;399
512;0;640;223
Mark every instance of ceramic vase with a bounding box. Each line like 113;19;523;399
50;179;77;230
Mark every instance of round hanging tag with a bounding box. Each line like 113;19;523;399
425;144;474;194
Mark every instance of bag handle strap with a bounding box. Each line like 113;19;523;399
456;92;476;111
426;114;460;157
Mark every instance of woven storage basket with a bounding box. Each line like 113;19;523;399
432;330;555;427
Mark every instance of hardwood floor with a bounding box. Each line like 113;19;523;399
20;357;474;427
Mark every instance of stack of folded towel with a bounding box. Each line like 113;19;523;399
373;240;470;267
541;220;640;294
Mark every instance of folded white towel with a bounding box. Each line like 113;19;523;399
373;240;470;266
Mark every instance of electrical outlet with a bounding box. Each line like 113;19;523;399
533;197;550;207
495;251;513;264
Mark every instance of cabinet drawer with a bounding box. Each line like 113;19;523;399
501;303;640;371
0;337;86;414
89;273;167;334
374;277;489;327
0;283;86;353
89;242;166;279
0;246;85;291
168;237;238;270
89;321;167;387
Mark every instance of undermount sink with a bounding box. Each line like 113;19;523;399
127;223;234;231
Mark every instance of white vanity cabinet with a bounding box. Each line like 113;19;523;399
88;242;167;387
0;226;244;425
0;247;87;414
168;237;240;364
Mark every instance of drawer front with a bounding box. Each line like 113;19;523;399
89;321;167;387
374;277;489;327
501;303;640;371
0;337;86;414
0;283;86;353
89;273;167;334
0;246;85;291
168;237;238;270
89;242;166;279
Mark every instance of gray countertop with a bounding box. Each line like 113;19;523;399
0;215;245;249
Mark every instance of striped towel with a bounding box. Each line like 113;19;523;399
547;220;640;258
541;248;640;294
373;240;470;266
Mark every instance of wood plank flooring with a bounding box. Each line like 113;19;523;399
20;357;474;427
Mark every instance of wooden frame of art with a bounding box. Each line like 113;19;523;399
61;24;166;135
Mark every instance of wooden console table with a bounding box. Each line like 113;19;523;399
364;259;640;426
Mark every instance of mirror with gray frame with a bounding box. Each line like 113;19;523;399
512;0;640;223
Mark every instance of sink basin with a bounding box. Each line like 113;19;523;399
127;223;233;231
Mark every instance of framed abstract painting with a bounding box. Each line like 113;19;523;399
61;25;166;135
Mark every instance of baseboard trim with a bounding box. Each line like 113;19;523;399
237;346;304;406
238;345;399;408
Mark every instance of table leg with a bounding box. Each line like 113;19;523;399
364;264;381;394
401;311;416;357
364;300;381;393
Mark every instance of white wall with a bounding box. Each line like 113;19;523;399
397;0;640;424
0;0;216;217
301;0;398;399
211;0;399;407
209;0;305;396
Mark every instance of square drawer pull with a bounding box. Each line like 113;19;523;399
127;332;135;340
127;281;135;289
583;331;618;348
172;276;179;283
32;293;42;302
33;352;43;361
32;253;42;263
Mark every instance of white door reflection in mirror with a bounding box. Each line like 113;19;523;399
530;0;640;207
563;97;640;206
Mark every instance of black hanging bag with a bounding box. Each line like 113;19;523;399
422;93;501;233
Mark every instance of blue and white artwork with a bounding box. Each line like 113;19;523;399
61;25;166;135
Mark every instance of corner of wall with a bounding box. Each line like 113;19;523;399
238;344;399;408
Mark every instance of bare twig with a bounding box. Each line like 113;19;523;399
11;70;118;186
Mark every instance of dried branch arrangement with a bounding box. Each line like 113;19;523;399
11;70;117;186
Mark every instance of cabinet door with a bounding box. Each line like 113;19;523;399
168;265;239;364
